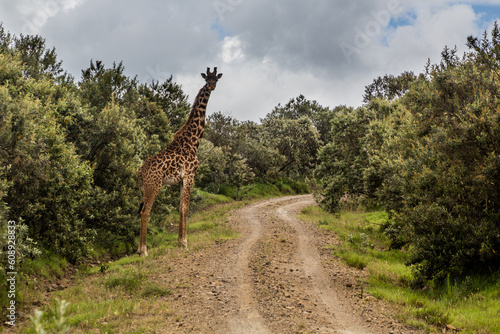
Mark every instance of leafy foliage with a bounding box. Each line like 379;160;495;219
363;71;417;103
0;27;181;261
262;116;321;178
315;106;373;211
316;23;500;282
202;108;322;188
0;52;95;261
383;37;500;281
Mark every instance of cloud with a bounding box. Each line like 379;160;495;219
0;0;498;122
363;3;480;75
221;36;245;63
8;0;87;35
178;43;366;122
37;1;221;81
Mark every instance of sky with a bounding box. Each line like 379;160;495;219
0;0;499;122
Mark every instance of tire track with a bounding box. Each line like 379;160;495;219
226;198;286;333
277;199;372;334
227;195;374;333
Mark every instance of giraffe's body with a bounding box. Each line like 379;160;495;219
137;68;222;256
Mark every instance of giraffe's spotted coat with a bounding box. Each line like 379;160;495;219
137;68;222;256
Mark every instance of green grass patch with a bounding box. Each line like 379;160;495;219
191;189;233;211
66;297;136;329
112;255;145;267
337;250;368;269
0;254;70;323
105;275;143;293
240;183;282;199
141;283;171;298
21;254;68;278
300;205;500;333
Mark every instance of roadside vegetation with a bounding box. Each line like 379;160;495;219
314;26;500;284
300;206;500;333
21;198;241;333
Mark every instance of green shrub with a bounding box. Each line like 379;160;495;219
376;26;500;282
0;53;96;261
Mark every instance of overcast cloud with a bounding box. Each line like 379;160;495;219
1;0;499;121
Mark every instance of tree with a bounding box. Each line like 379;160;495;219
237;121;284;181
79;60;138;111
375;26;500;282
264;94;336;143
315;106;375;211
0;52;94;261
466;21;500;71
0;24;70;83
137;77;190;131
262;116;321;179
205;111;241;148
363;71;416;103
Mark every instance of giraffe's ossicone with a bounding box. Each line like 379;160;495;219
137;67;223;256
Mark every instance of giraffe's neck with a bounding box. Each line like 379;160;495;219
188;84;211;130
172;84;211;148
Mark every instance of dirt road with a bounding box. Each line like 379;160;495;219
161;195;425;333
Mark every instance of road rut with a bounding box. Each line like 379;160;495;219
226;195;372;334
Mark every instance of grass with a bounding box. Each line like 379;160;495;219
22;254;68;278
336;251;368;270
299;205;500;334
0;253;69;327
140;283;171;298
19;192;247;333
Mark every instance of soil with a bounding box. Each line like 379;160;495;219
152;195;426;333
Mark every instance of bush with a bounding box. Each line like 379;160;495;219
0;53;95;261
376;26;500;282
316;24;500;282
314;106;375;212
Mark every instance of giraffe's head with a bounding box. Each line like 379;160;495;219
201;67;223;91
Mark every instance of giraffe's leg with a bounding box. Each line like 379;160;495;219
178;177;194;249
138;187;159;257
138;205;151;256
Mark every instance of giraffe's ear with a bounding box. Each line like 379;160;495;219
217;73;223;79
201;73;207;79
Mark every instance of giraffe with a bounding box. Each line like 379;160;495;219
137;67;223;256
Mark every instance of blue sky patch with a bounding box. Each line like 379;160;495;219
471;4;500;27
388;10;417;30
211;20;232;40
